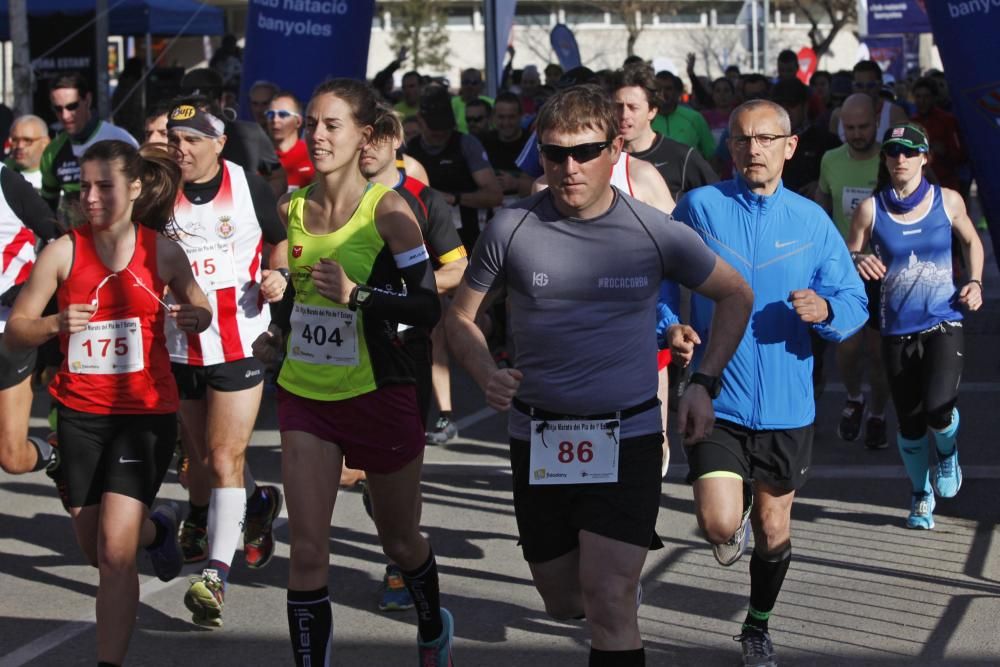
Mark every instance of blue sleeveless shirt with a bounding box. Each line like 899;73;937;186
871;185;961;336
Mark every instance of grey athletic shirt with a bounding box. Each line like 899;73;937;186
466;188;718;440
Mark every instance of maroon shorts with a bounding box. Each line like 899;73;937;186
277;384;425;474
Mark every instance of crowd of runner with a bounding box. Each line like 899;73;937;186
0;44;985;667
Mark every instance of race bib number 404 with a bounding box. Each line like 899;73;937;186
67;318;144;375
529;419;620;485
288;303;359;366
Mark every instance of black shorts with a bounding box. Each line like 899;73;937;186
686;420;814;492
509;432;665;563
171;357;265;400
0;333;36;390
399;327;432;429
57;405;177;508
865;279;882;330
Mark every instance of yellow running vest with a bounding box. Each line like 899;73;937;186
277;182;392;401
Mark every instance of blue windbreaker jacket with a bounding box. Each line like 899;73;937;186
671;178;867;430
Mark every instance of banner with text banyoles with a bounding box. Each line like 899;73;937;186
926;2;1000;267
863;1;931;35
240;0;375;120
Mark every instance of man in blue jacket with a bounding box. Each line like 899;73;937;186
667;99;867;667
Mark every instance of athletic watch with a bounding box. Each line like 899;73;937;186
687;372;723;399
348;285;374;311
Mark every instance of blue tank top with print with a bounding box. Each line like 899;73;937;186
871;185;961;336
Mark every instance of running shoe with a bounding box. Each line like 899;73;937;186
378;564;415;611
417;607;454;667
736;627;777;667
934;448;963;498
44;432;71;512
147;502;183;582
179;517;209;564
906;492;936;530
426;416;459;446
837;399;865;441
863;416;889;450
713;486;753;566
244;485;283;570
185;569;225;628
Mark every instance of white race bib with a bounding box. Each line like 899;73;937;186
842;187;871;222
288;303;358;366
67;317;144;375
187;242;238;292
529;419;620;485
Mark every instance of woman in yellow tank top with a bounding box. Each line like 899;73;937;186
251;79;453;666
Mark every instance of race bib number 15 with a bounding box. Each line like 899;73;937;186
67;318;144;375
529;419;620;485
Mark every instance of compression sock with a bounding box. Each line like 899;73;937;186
187;502;209;527
744;546;792;633
589;647;644;666
287;587;332;667
932;408;960;457
28;436;54;472
897;433;932;494
402;549;443;642
206;487;245;586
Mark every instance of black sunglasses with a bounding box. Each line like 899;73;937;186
882;144;924;159
538;141;611;164
52;100;82;113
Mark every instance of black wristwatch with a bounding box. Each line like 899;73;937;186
275;267;290;281
688;372;723;399
348;285;374;311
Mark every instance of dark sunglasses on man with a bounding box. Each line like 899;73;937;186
52;100;82;113
882;144;924;159
538;141;611;164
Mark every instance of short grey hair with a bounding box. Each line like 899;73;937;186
11;114;48;134
728;100;791;135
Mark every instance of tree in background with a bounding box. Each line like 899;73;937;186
584;1;659;58
777;0;857;57
390;0;451;72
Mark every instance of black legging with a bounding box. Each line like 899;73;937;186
881;321;963;440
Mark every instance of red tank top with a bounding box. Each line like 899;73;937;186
48;225;179;414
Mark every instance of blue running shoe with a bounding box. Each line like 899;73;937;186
378;564;415;612
417;607;454;667
934;449;962;498
147;502;183;581
906;492;936;530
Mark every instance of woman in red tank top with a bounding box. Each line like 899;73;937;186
5;140;211;667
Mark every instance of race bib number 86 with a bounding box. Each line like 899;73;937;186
529;419;620;485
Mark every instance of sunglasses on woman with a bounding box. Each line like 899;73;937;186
882;144;924;159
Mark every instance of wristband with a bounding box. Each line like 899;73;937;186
275;267;290;281
968;279;983;289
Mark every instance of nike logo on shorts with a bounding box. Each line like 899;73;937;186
16;365;30;374
119;456;143;464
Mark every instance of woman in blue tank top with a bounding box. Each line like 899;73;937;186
846;123;984;530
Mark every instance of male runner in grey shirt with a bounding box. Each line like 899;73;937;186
447;84;752;666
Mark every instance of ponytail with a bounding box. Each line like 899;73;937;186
80;140;181;237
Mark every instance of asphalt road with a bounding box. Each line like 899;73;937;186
2;239;998;667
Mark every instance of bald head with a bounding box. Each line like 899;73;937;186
840;93;878;154
9;115;50;172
